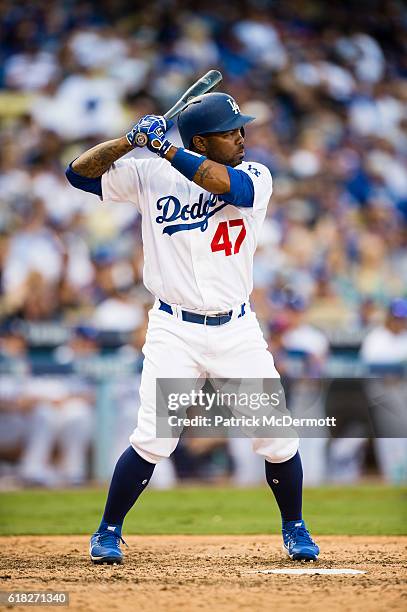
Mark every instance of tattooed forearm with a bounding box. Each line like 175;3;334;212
163;147;231;193
193;160;230;193
72;137;133;178
195;164;213;183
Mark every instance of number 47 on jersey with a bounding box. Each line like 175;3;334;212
211;219;246;256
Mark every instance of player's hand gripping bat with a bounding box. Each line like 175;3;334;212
133;69;223;148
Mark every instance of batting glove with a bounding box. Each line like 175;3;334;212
126;115;174;156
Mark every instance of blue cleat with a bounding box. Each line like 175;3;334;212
282;520;319;561
89;525;126;564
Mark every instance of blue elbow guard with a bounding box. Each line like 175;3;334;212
221;167;254;207
65;163;102;197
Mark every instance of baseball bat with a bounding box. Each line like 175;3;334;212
134;69;223;147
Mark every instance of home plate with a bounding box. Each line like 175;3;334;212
247;568;366;575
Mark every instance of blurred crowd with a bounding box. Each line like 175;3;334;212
0;0;406;487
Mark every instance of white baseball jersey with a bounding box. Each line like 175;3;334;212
101;158;272;313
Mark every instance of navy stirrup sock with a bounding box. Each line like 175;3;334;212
265;451;303;524
99;446;155;531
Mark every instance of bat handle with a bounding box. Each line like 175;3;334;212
134;132;148;147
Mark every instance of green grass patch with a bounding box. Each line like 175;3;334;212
0;485;405;536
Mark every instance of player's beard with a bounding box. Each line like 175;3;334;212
207;149;244;167
198;134;245;167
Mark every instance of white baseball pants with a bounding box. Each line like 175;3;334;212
130;302;299;464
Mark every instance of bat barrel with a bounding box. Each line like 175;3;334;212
135;69;223;147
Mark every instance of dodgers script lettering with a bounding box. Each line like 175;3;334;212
156;193;228;235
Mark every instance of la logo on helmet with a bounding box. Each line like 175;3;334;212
227;98;240;114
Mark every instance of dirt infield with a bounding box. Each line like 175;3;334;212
1;536;406;611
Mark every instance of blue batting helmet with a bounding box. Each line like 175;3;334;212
177;92;255;148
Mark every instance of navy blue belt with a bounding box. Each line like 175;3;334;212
158;300;246;326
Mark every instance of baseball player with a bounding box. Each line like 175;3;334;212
66;92;319;564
